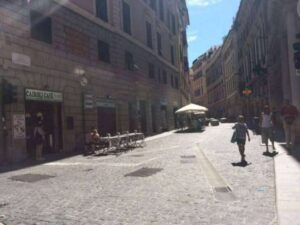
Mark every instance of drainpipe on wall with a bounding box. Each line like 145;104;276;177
0;77;3;162
297;0;300;18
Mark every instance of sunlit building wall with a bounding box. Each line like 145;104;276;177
0;0;189;163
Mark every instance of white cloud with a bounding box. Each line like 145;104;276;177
188;34;198;43
187;0;222;7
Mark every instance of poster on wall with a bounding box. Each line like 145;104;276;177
13;114;26;139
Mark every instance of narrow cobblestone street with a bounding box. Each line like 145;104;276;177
0;124;277;225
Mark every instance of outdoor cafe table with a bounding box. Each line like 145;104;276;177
99;133;145;151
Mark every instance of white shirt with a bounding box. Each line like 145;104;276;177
261;114;273;128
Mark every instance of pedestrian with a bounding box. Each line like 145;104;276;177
33;121;45;161
85;127;100;154
260;105;276;153
280;99;299;151
271;107;278;127
232;115;251;163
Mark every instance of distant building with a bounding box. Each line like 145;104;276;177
0;0;190;163
190;53;208;108
205;47;226;118
221;29;240;120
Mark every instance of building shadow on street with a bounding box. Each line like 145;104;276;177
273;127;300;162
175;128;205;134
0;151;81;174
279;144;300;162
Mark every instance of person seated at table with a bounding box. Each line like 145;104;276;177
85;127;100;153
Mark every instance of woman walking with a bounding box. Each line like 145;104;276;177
260;105;276;153
233;115;251;163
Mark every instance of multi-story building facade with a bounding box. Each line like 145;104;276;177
222;29;240;120
0;0;189;163
234;0;269;117
234;0;299;138
190;53;208;107
206;47;226;118
265;0;300;138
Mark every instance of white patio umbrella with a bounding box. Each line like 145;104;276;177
175;103;208;114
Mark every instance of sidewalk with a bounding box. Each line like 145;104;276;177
274;143;300;225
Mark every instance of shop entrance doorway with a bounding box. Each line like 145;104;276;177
25;101;62;158
97;107;117;136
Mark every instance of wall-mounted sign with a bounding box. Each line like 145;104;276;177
25;89;63;102
12;53;31;67
96;101;115;108
84;94;94;109
12;114;25;139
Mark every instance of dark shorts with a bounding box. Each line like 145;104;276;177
261;127;274;142
236;138;246;145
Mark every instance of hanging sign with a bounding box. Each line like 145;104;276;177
12;114;26;139
25;89;63;102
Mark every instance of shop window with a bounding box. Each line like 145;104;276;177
148;63;155;79
150;0;156;11
170;74;174;87
30;10;52;44
157;32;162;56
125;51;134;71
175;77;179;89
98;40;110;63
96;0;108;22
163;70;167;84
171;14;176;34
159;0;164;21
170;46;175;65
146;22;153;49
122;1;131;35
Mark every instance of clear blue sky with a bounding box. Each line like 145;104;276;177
186;0;241;65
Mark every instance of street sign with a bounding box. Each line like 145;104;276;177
25;89;63;102
242;89;252;96
12;53;31;67
84;94;94;109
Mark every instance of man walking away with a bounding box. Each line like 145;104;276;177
260;105;276;153
280;100;299;152
233;115;251;163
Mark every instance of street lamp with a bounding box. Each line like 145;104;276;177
74;67;88;145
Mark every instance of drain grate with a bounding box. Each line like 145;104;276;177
10;174;55;183
181;155;196;159
214;186;232;193
125;167;163;177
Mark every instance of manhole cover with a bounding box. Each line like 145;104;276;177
125;167;163;177
10;174;55;183
214;186;232;193
181;155;196;159
129;154;144;157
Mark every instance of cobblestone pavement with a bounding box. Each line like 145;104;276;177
0;124;277;225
